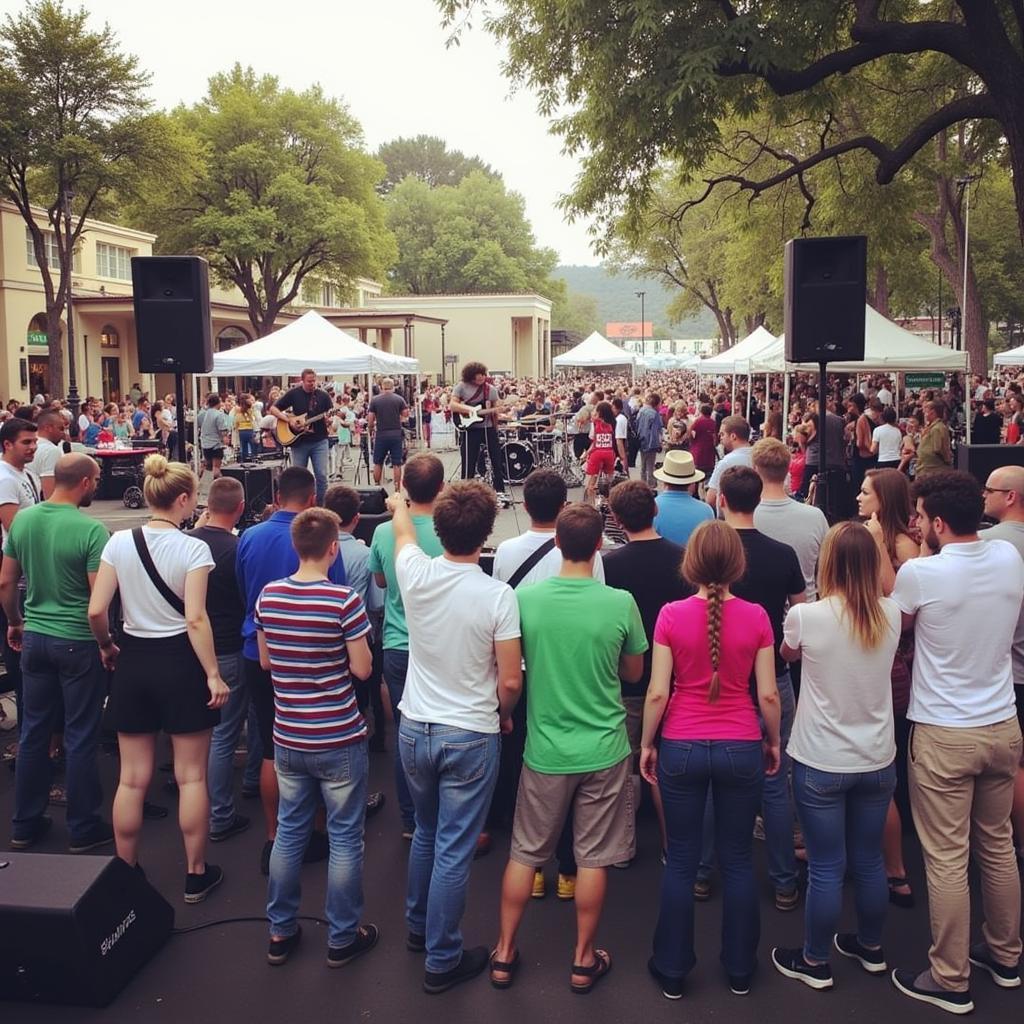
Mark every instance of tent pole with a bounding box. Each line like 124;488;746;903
782;370;791;435
192;373;201;480
731;375;736;409
746;371;752;420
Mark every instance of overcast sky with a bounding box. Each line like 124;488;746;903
13;0;600;265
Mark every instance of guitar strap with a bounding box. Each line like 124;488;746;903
466;382;487;408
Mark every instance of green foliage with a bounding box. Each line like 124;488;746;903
376;134;499;193
550;289;600;336
134;64;396;333
385;170;558;296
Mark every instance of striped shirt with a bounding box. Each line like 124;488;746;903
255;577;371;751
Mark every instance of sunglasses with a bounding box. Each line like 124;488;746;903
983;486;1013;495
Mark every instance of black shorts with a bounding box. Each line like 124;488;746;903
245;657;275;761
202;447;224;469
112;632;219;735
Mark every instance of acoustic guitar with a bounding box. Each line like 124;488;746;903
274;410;331;447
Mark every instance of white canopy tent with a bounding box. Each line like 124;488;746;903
697;325;778;376
211;309;419;376
994;343;1024;366
553;331;638;368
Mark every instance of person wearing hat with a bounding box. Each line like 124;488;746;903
652;450;714;547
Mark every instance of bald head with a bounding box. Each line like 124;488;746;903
53;453;99;489
984;465;1024;524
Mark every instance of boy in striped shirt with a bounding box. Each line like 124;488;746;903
255;508;378;968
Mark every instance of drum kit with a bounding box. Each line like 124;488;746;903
474;411;584;488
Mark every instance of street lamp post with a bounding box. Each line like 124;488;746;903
955;174;979;358
62;187;81;419
635;290;646;359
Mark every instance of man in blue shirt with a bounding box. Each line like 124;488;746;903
636;393;664;488
652;449;713;546
237;467;347;875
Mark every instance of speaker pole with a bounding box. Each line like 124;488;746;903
818;360;829;523
174;372;187;463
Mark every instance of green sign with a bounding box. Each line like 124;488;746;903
904;372;945;389
27;331;48;346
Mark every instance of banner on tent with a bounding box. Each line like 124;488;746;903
904;372;945;389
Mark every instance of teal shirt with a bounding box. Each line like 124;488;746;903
368;514;443;650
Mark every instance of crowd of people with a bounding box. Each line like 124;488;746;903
0;359;1023;1015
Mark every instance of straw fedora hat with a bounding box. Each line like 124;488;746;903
653;449;705;486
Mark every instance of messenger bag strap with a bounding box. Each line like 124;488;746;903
131;527;186;616
507;537;556;590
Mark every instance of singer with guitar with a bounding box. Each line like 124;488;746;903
450;362;506;494
268;369;332;504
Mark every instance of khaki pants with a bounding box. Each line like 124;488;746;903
909;717;1023;991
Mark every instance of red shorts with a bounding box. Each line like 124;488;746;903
586;449;616;477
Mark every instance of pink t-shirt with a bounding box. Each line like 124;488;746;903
654;596;774;741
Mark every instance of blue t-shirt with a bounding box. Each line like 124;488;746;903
653;491;714;547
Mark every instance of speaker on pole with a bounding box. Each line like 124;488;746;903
131;256;214;374
956;443;1024;484
0;853;174;1007
784;236;867;364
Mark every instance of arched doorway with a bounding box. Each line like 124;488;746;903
26;313;54;397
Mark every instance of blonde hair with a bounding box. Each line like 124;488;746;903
817;522;892;649
751;436;791;484
681;520;746;703
142;454;196;510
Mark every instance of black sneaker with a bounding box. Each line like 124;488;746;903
260;840;273;877
327;924;379;968
407;932;426;953
303;830;329;863
834;933;887;974
693;877;712;902
775;887;800;912
728;973;753;996
969;942;1021;989
423;945;489;994
267;925;302;966
68;822;114;853
184;863;224;904
209;814;251;843
647;956;683;1000
891;968;974;1015
10;816;52;849
365;791;386;820
772;947;833;990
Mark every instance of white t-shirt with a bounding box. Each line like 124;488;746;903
78;413;90;434
753;498;829;600
876;387;893;406
100;526;215;638
396;544;520;734
982;521;1024;687
32;437;61;480
0;461;41;544
872;423;903;463
492;529;605;589
707;445;753;494
785;596;901;772
891;539;1024;727
614;413;629;441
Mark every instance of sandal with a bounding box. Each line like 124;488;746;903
489;949;520;989
887;876;915;909
570;948;612;995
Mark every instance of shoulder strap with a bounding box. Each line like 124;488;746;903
507;537;556;590
131;527;186;615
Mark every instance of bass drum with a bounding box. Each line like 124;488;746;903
501;440;535;483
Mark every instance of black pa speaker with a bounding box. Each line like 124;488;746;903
0;853;174;1007
784;237;867;363
356;487;388;515
223;462;279;515
956;444;1024;485
131;256;213;374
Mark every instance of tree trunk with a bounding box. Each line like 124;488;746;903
867;265;890;317
46;310;65;396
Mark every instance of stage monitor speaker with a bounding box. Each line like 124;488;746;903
222;462;278;515
131;256;213;374
354;511;392;546
784;236;867;364
357;487;387;515
956;443;1024;485
0;853;174;1007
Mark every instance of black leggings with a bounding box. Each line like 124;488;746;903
460;426;505;491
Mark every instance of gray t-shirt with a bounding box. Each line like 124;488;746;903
368;391;408;435
982;520;1024;687
199;408;230;450
754;498;830;601
453;381;499;429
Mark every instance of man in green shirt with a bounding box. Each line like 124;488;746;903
368;452;445;838
1;453;112;852
489;503;646;994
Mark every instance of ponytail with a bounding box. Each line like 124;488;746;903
706;581;723;703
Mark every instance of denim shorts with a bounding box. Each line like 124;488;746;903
372;432;404;467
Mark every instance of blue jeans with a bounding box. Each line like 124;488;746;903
267;741;368;948
654;738;764;980
207;652;247;832
698;671;797;892
381;648;415;830
399;719;500;972
793;759;896;962
13;632;105;842
237;429;255;462
290;435;328;504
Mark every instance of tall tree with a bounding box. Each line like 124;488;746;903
136;65;396;337
376;134;498;193
0;0;164;396
550;289;600;337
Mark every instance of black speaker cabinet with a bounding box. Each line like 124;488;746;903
357;487;387;515
956;443;1024;485
0;853;174;1007
222;462;278;514
131;256;214;374
784;236;867;363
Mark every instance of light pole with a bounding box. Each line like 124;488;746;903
62;186;81;418
955;174;979;356
635;290;646;358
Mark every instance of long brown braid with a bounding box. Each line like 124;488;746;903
681;520;746;705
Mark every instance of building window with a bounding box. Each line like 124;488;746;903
95;241;134;280
100;324;119;349
216;325;250;351
25;227;81;272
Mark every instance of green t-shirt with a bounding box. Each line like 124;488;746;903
518;576;647;774
368;514;443;650
3;502;109;640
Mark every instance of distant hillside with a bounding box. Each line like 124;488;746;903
555;265;718;338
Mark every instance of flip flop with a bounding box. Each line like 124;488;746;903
489;948;520;989
570;948;612;995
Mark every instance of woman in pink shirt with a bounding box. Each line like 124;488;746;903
640;520;781;999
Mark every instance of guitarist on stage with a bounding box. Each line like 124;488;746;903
269;368;332;504
450;361;506;495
